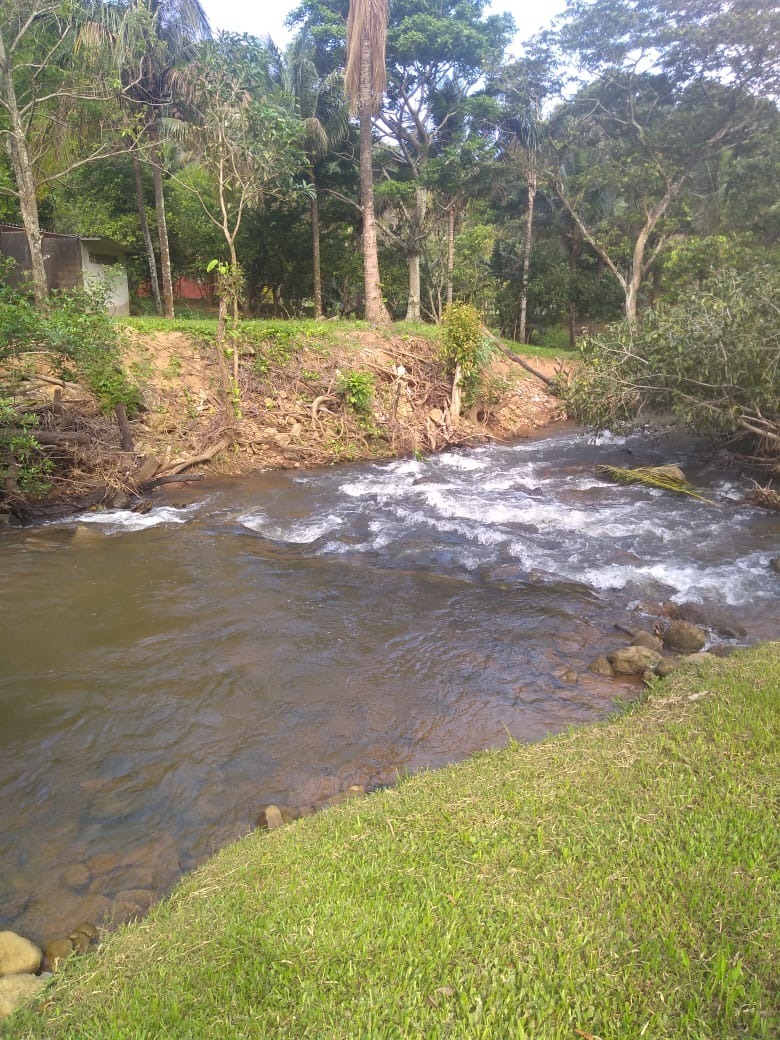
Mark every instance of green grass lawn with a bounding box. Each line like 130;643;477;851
6;645;778;1039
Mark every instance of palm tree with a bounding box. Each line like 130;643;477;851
125;0;211;318
344;0;389;324
274;31;349;319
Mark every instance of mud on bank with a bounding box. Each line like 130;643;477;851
3;321;568;520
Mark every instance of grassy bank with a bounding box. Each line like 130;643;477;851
6;645;778;1039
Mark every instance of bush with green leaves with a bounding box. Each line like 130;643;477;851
440;302;494;405
563;264;780;465
1;273;140;503
336;370;374;416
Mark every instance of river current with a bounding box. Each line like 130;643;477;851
1;427;778;942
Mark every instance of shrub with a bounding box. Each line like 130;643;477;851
336;370;374;415
441;302;493;404
563;263;780;465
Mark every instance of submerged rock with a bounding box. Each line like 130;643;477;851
0;932;41;977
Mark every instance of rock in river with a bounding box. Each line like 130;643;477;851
662;620;707;653
607;646;662;675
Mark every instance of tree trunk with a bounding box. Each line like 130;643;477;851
131;148;162;315
446;203;455;310
149;120;175;319
406;251;421;322
404;184;427;321
115;403;134;451
450;361;462;424
0;28;48;309
358;32;387;325
311;178;323;320
518;169;537;344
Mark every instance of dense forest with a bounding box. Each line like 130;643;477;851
1;0;779;489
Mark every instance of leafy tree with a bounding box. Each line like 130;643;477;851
564;262;780;467
0;0;131;308
269;30;350;319
122;0;211;318
543;0;780;323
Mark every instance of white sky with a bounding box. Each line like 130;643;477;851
198;0;568;54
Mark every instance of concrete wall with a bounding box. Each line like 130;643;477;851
0;227;130;315
80;243;130;316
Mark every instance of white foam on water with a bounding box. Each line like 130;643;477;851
239;512;343;544
66;505;196;533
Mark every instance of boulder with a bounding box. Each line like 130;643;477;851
0;932;41;977
588;656;615;678
770;557;780;574
631;630;663;653
256;805;285;830
662;620;707;653
607;646;662;675
43;938;73;971
654;657;682;678
0;974;47;1020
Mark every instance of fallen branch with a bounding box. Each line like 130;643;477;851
5;428;90;444
481;327;553;387
158;437;231;478
139;472;205;491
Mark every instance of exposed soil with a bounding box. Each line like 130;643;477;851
5;324;569;518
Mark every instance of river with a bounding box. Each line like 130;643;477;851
1;427;778;943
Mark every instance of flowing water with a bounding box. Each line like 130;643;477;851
1;427;778;943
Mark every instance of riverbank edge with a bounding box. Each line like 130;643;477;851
5;320;570;524
5;643;778;1039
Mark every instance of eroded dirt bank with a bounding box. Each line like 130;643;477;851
6;323;568;518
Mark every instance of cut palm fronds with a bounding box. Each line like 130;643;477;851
595;464;716;503
747;483;780;511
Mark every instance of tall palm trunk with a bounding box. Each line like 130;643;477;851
346;0;389;325
446;202;456;309
518;167;537;344
358;32;385;324
404;184;427;321
310;174;324;320
149;120;175;319
131;148;162;314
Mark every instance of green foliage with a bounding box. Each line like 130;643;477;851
564;263;780;464
0;399;53;496
0;276;139;415
441;302;493;403
336;369;374;415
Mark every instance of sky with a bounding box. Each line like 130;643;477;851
198;0;569;55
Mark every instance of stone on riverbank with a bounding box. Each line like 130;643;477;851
257;805;285;830
588;656;615;677
607;646;662;675
0;932;41;977
662;620;707;653
43;938;73;970
0;973;47;1020
631;630;664;653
